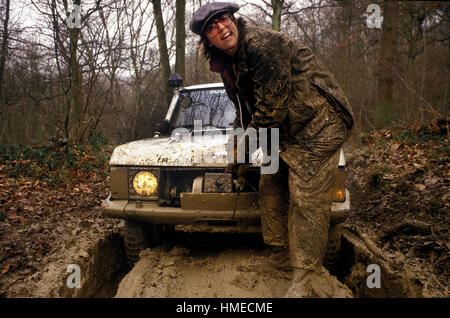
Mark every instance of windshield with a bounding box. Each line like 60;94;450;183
171;88;236;129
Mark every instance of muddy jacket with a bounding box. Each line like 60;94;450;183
210;23;354;179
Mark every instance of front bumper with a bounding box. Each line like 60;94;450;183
101;189;350;227
101;192;260;225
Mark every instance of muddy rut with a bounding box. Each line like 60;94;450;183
4;222;430;298
114;229;424;298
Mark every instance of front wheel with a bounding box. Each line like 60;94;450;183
324;223;343;269
124;221;152;266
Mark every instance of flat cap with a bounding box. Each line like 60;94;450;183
190;2;240;35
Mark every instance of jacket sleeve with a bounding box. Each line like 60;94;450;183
245;35;291;129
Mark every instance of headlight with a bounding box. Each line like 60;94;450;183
132;171;158;196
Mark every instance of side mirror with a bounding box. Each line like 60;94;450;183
153;120;171;138
168;72;183;89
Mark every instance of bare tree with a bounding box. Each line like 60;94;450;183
0;0;10;102
175;0;186;80
271;0;284;31
152;0;171;106
122;0;158;139
1;0;447;144
375;0;398;127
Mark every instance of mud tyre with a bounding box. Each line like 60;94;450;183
124;221;151;266
324;223;343;269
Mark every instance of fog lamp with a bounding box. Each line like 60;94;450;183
332;189;346;202
332;168;346;202
132;171;158;196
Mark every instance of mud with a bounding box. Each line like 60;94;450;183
116;232;292;298
4;221;127;298
2;222;442;298
113;228;427;298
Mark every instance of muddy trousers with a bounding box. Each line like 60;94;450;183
259;150;340;270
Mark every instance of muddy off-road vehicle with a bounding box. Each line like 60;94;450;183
101;74;350;266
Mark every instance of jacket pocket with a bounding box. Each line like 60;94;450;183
286;103;348;182
310;82;353;130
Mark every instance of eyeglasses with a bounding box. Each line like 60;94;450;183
205;13;233;36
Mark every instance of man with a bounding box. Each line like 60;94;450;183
190;2;354;297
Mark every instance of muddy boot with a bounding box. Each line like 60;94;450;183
284;267;353;298
268;247;291;271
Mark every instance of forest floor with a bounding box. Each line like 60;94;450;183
0;124;448;298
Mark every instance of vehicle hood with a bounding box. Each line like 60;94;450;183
109;133;230;167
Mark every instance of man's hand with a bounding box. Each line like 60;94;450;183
225;133;252;191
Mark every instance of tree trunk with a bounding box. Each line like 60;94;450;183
175;0;186;81
271;0;284;31
375;0;398;128
0;0;10;102
69;25;83;142
152;0;171;107
339;0;353;94
60;0;83;142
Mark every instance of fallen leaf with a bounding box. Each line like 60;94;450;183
424;177;440;187
1;264;10;275
390;143;401;152
23;206;34;212
20;199;33;205
6;211;19;222
414;184;426;191
413;163;425;170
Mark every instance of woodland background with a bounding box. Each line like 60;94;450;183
0;0;448;145
0;1;448;297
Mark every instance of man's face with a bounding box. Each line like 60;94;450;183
204;12;239;56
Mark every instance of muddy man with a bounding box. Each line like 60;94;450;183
190;2;354;297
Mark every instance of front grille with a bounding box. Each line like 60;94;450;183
159;167;260;207
160;169;218;207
